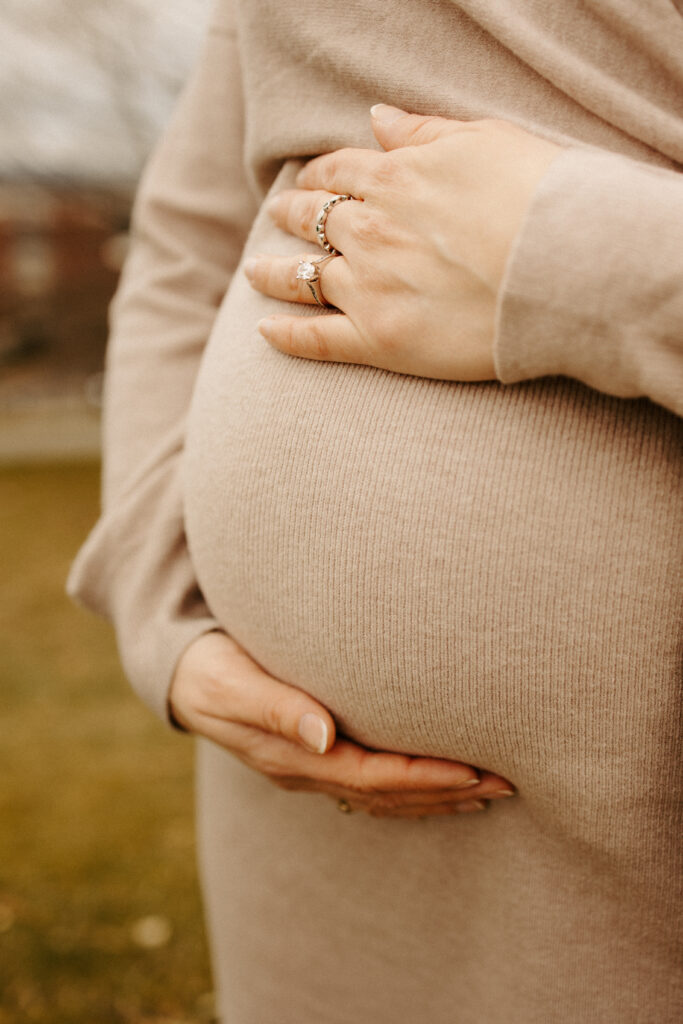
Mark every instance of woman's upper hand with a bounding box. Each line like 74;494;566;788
245;106;561;381
169;631;515;818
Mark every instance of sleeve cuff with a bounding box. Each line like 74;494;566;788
494;146;683;417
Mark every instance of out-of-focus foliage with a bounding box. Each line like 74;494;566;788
0;464;214;1023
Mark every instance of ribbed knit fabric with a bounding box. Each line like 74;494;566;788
68;2;683;1021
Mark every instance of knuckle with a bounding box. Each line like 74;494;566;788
266;262;285;298
349;208;393;250
306;320;331;360
309;151;345;189
240;730;275;768
355;751;383;795
259;692;289;736
278;318;299;354
368;154;400;190
239;730;290;781
372;154;411;196
413;116;445;144
194;666;232;716
368;307;406;352
287;274;303;302
297;203;314;238
329;148;355;178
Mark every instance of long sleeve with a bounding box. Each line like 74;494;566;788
67;0;257;721
494;146;683;418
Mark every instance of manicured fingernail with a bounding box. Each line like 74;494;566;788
370;103;408;124
455;800;487;813
243;258;258;282
490;789;515;798
298;713;328;754
456;777;480;790
257;317;275;338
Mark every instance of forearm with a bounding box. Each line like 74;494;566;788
68;1;258;719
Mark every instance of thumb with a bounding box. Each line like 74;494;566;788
240;660;337;754
235;667;338;754
171;630;337;755
295;708;337;755
370;104;464;150
252;671;337;755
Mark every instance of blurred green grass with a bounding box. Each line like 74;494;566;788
0;464;213;1024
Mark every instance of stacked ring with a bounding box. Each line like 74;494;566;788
315;194;353;255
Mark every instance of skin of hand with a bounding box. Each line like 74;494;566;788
168;631;516;817
245;105;562;379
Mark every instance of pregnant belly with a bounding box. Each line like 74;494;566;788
184;211;682;821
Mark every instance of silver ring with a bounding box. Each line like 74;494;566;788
315;194;353;255
296;253;336;307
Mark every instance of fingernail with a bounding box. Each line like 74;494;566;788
455;800;487;813
243;258;258;282
490;789;515;798
298;713;328;754
257;317;275;338
370;103;408;124
456;777;480;790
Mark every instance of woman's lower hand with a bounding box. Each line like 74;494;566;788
169;631;515;818
246;106;561;380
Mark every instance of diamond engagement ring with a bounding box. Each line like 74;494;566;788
296;253;336;307
315;193;353;255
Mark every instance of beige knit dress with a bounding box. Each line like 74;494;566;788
68;1;683;1021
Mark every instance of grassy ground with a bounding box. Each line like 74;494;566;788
0;464;213;1024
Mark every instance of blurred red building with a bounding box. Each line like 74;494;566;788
0;182;131;404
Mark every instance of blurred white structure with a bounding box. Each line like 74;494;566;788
0;0;212;184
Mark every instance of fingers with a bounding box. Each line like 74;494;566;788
170;635;517;820
257;311;368;366
284;738;481;793
363;799;488;819
192;711;483;800
291;113;475;198
222;728;486;803
460;770;516;801
225;666;337;755
295;147;385;197
268;188;359;251
200;708;514;817
171;631;336;754
369;104;474;149
244;252;350;309
199;717;495;820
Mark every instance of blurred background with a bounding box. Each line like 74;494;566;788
0;2;218;1021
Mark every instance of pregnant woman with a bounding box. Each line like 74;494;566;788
69;1;683;1021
